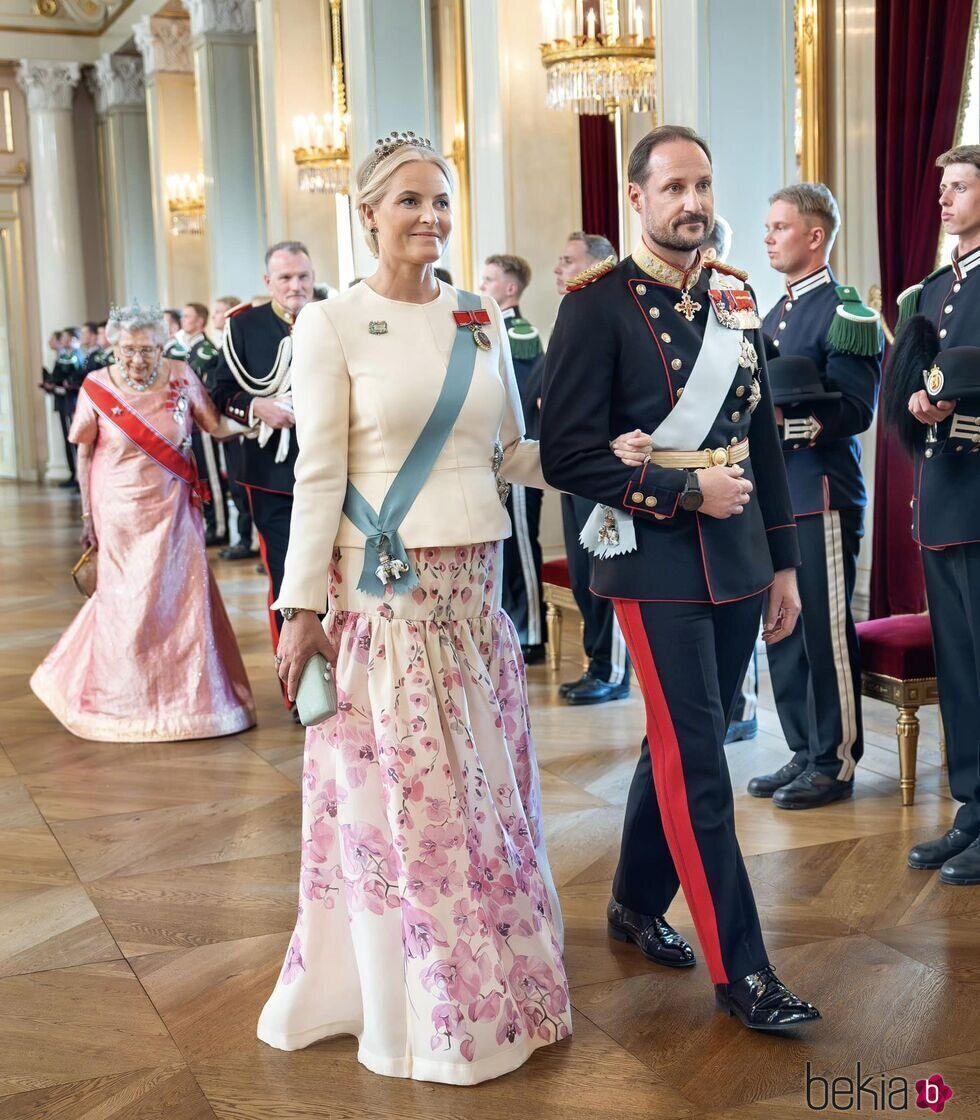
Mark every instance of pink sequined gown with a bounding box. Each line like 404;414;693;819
30;364;256;742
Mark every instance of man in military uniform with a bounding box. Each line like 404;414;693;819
541;125;820;1029
887;144;980;885
747;184;882;808
552;231;633;703
211;241;315;664
41;328;85;488
480;253;547;662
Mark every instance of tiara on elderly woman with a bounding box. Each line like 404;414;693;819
108;299;164;323
366;130;434;175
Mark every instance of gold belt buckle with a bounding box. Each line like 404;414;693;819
709;447;729;466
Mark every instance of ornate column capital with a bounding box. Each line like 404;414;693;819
181;0;256;38
15;60;81;112
86;55;145;115
134;16;193;75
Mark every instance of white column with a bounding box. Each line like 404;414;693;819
87;55;159;306
16;59;84;483
183;0;267;297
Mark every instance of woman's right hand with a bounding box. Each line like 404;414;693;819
79;524;97;550
276;610;334;703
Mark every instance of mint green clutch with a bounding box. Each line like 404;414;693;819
296;654;337;727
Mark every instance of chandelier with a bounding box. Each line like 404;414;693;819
540;0;656;115
166;173;205;236
292;0;350;194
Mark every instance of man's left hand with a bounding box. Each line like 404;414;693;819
763;568;801;645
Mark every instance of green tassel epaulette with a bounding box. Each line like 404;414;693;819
507;318;542;362
895;283;922;327
190;341;218;371
828;284;882;356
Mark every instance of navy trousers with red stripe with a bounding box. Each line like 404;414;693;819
612;594;769;985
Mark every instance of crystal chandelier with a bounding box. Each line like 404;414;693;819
166;173;205;236
292;0;350;194
540;0;656;115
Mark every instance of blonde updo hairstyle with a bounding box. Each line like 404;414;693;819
355;143;454;258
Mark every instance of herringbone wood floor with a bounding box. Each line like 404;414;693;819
2;481;978;1120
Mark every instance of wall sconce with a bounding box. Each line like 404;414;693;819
166;173;205;236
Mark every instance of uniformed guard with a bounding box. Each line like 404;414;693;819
211;241;316;668
41;328;85;488
541;125;820;1029
884;143;980;886
480;253;547;662
747;184;882;809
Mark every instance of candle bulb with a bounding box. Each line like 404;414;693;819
576;0;583;36
586;7;596;38
635;4;643;40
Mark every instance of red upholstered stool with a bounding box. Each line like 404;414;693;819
541;558;584;672
856;614;939;807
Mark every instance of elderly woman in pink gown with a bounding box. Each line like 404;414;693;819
31;304;256;742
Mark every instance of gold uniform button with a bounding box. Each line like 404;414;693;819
676;387;684;399
649;307;660;319
731;411;741;422
736;385;745;397
636;283;647;295
661;332;672;343
671;358;682;370
631;491;644;502
654;513;667;521
645;495;658;507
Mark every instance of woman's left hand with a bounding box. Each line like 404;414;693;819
611;429;653;467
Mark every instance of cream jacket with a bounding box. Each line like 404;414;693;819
273;281;544;612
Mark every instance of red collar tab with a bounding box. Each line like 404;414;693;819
453;309;491;326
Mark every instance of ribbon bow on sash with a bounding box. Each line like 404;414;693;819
342;290;487;597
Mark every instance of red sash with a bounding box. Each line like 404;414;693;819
83;376;211;507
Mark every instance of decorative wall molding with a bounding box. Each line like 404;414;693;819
134;16;193;75
181;0;256;38
86;55;145;114
15;60;81;112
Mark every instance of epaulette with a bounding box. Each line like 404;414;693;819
896;265;952;328
829;284;882;356
226;301;254;320
196;340;218;361
706;259;749;283
506;318;543;362
565;254;617;292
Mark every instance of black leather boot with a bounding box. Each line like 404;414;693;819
908;828;977;870
606;900;696;968
747;758;806;798
715;967;821;1031
940;837;980;885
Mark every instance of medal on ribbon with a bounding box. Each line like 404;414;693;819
453;308;493;350
708;288;762;330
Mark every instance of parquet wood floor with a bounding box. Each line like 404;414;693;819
2;481;977;1119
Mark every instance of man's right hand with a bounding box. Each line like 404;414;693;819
909;390;954;426
253;397;296;429
698;464;753;519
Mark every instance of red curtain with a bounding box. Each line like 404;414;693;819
870;0;975;618
579;115;620;255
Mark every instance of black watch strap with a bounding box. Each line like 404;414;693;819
680;471;704;511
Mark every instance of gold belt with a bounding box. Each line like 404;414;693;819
646;438;749;470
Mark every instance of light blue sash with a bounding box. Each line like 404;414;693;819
343;289;484;597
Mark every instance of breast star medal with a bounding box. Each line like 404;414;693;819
674;289;702;322
747;377;762;414
738;337;760;371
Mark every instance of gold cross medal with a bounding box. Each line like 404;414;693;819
674;289;702;322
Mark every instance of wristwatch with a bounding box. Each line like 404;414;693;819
281;607;307;621
679;470;704;512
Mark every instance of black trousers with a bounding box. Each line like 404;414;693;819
768;510;863;780
222;438;253;546
923;541;980;836
502;484;544;646
246;486;293;657
561;493;630;684
191;431;228;541
56;403;76;480
612;593;769;985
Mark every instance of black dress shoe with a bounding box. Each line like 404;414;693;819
773;769;853;810
908;828;977;870
559;672;590;698
218;542;259;561
521;644;546;665
566;674;630;706
940;836;980;885
747;758;806;798
715;967;821;1031
606;900;696;968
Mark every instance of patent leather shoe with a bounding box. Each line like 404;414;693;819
559;672;590;698
218;542;259;561
772;769;853;809
940;836;980;885
908;828;977;870
565;673;630;706
747;758;806;798
715;967;821;1031
606;900;696;968
725;717;758;745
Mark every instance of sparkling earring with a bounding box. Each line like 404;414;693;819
370;226;378;234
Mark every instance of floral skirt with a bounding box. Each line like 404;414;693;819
257;542;571;1085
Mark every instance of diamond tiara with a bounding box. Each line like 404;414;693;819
366;130;435;176
108;299;164;323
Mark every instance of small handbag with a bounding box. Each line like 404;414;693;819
71;546;98;598
295;653;338;727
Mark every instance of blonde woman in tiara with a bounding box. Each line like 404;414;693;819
256;133;572;1083
31;303;255;741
